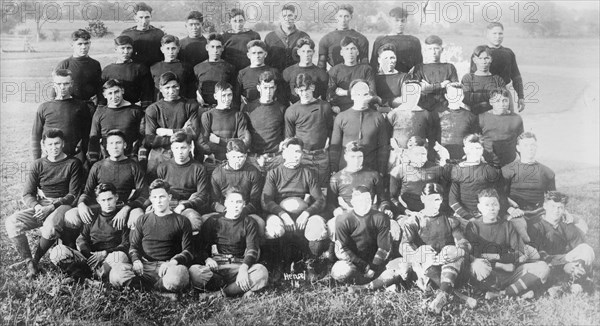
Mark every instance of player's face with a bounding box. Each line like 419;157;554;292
106;135;126;159
186;19;202;38
344;150;363;172
52;75;72;98
543;200;565;226
72;38;91;57
97;191;118;214
215;87;233;107
226;150;247;170
517;138;537;161
336;10;352;29
463;142;484;160
224;192;245;218
206;40;223;60
282;144;303;167
230;15;245;33
350;82;371;108
424;43;443;63
340;43;359;64
43;137;64;159
296;85;315;104
103;86;124;107
490;94;510;114
247;46;267;66
150;188;172;214
281;9;297;28
159;80;180;101
161;42;180;61
171;141;191;164
350;191;373;216
477;196;500;222
487;26;504;47
297;44;314;65
407;146;428;168
257;80;276;101
378;50;397;73
391;16;407;34
473;52;492;72
135;11;152;30
115;44;133;61
421;193;443;212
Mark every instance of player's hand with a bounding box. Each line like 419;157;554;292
205;257;219;271
33;205;54;221
481;253;501;261
417;245;438;264
209;133;220;144
236;264;251;292
78;203;94;224
133;260;144;276
382;209;394;219
112;206;130;230
433;142;450;166
296;211;310;231
335;87;347;97
173;204;185;214
564;262;586;280
87;250;107;268
159;260;178;277
517;98;525;112
331;106;341;114
440;246;466;264
196;91;206;106
507;207;524;219
440;80;451;88
156;128;173;137
281;213;296;233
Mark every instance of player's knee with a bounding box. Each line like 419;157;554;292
64;208;83;229
389;219;401;242
105;251;130;266
182;209;202;232
305;215;328;241
249;264;269;291
162;265;190;292
574;243;595;265
527;261;551;282
265;215;285;239
249;214;266;239
5;212;25;238
510;218;530;242
327;217;337;241
127;210;143;230
330;260;357;282
109;263;136;288
48;244;73;266
189;264;213;290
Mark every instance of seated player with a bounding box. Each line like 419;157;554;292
374;43;408;113
412;35;459;113
327;36;376;113
150;35;195;100
526;192;595;296
283;37;328;103
155;131;209;234
120;2;165;67
178;11;208;68
6;129;84;278
144;72;200;178
264;4;311;72
462;46;506;114
189;188;269;297
194;33;236;108
48;183;130;284
221;8;261;73
198;82;251;175
101;35;154;109
466;189;550;299
479;88;524;167
110;179;194;292
88;79;145;164
330;186;391;285
439;85;479;161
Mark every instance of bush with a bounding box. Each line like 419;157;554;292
85;20;110;38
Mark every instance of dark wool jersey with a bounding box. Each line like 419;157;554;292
318;29;369;68
237;65;287;105
439;108;480;160
390;161;449;212
101;61;154;107
22;156;84;208
330;108;390;174
55;56;102;101
211;162;263;215
375;72;408;107
282;64;329;102
194;60;236;105
527;219;585;266
450;162;501;218
387;107;439;149
244;101;286;154
401;213;464;253
77;210;130;257
144;98;199;149
199;108;250;161
465;218;525;263
478;112;524;166
264;27;311;72
335;210;391;269
284;99;333;151
221;29;261;71
196;214;260;266
178;36;208;68
89;104;144;157
129;212;193;264
150;61;196;99
328;169;388;211
370;34;423;73
120;26;165;67
262;164;325;217
412;63;459;112
328;63;376;111
501;160;556;209
157;159;209;213
470;45;524;99
79;158;146;208
32;98;91;159
461;73;506;114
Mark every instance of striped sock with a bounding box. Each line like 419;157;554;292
505;273;542;296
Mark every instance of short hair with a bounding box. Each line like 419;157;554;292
53;68;72;78
133;2;152;14
42;128;64;141
463;133;483;145
487;22;504;30
207;33;223;43
170;130;192;144
159;72;179;87
258;71;276;84
422;183;444;196
95;183;117;197
161;34;180;46
214;81;232;93
340;36;358;48
228;8;245;20
295;37;315;50
225;186;246;201
389;7;409;18
424;35;443;46
344;141;363;154
478;188;499;201
282;4;296;13
281;137;304;150
71;29;91;41
517;131;537;144
102;79;124;91
338;4;354;15
473;45;491;57
295;73;315;89
348;79;370;93
186;10;203;22
377;43;396;56
114;35;133;46
489;88;511;100
226;139;247;153
407;136;427;148
149;178;170;193
247;40;267;51
106;129;126;142
544;191;568;204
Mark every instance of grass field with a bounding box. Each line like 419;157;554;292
1;20;599;325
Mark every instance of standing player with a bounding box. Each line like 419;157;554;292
462;46;506;114
374;43;408;113
120;2;165;68
264;4;311;72
194;33;236;107
318;4;369;69
150;35;196;100
283;38;329;103
178;11;208;68
370;7;422;74
439;85;479;161
221;8;261;73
